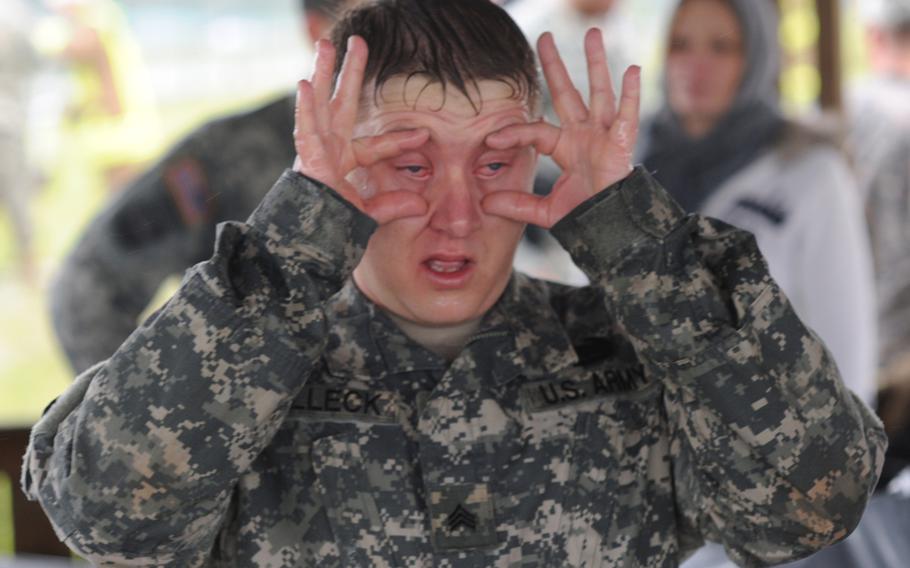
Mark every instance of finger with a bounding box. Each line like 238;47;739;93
364;191;429;224
584;28;615;125
538;32;588;123
485;121;560;156
481;191;550;227
310;39;336;133
349;128;430;169
612;66;642;150
294;79;320;144
332;35;368;136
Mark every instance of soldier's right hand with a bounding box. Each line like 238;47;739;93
293;36;430;224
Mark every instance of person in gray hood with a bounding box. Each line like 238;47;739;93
638;0;878;406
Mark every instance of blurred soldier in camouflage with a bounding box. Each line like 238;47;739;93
48;0;349;374
850;0;910;490
24;0;885;566
852;0;910;376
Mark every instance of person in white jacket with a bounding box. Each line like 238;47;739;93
637;0;878;407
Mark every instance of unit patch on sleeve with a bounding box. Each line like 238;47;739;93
165;158;212;227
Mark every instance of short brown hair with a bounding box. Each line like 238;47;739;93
329;0;540;113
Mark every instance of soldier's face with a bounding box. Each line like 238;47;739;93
350;77;536;326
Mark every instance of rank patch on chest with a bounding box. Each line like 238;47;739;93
521;365;648;412
292;385;398;423
429;483;498;551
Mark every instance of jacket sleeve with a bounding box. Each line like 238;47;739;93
49;126;224;375
551;166;888;567
23;170;376;566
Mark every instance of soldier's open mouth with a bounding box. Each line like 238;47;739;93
427;259;469;273
421;256;475;287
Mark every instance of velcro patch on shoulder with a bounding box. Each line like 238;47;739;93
521;366;649;412
292;385;398;423
165;158;211;227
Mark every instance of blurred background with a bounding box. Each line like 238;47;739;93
0;0;899;563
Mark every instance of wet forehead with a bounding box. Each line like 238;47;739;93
354;76;533;141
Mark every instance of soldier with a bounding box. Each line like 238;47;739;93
48;0;348;374
850;1;910;485
23;1;885;566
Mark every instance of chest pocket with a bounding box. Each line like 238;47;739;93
515;370;665;566
307;421;430;565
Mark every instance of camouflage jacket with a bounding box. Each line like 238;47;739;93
23;167;886;567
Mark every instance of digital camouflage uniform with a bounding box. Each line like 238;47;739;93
849;77;910;370
867;132;910;371
50;94;296;374
24;167;886;567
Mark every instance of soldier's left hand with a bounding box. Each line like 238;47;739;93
481;29;640;228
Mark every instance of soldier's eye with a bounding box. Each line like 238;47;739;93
478;162;507;178
397;165;430;179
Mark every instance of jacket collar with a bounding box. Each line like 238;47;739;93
322;275;579;386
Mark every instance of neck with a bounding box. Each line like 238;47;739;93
386;312;482;362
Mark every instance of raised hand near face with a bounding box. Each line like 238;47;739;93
293;36;431;224
482;29;641;229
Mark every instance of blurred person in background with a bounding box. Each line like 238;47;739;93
48;0;353;375
0;0;39;284
35;0;161;192
637;0;878;407
850;0;910;491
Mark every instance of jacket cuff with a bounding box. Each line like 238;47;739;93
246;170;377;282
551;166;686;275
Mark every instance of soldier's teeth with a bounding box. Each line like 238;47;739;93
428;260;466;273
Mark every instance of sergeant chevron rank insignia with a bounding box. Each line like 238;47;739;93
446;504;478;532
521;365;649;412
429;484;497;551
